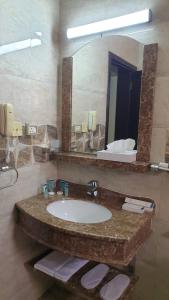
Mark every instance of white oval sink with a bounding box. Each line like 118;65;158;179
47;200;112;224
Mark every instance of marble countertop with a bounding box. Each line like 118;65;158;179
16;194;152;243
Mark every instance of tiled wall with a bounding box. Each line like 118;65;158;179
58;1;169;299
0;0;59;168
0;125;57;167
71;124;105;153
0;0;59;299
0;162;58;300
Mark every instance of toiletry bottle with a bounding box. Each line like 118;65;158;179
60;180;65;194
64;182;69;197
42;184;48;199
47;179;55;196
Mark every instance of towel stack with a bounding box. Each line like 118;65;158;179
122;197;154;214
34;250;88;282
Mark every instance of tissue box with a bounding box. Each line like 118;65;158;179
97;150;137;163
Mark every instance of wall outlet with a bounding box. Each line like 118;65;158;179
74;125;81;132
25;123;37;135
12;121;23;136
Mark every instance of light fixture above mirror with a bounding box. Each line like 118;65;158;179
67;9;151;39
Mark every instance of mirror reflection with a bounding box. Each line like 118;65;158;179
71;35;144;154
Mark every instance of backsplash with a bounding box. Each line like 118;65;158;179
0;125;58;168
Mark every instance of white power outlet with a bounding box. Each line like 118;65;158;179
25;124;37;135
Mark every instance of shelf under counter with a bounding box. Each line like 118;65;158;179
50;152;150;173
26;250;138;300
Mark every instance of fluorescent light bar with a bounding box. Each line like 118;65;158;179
0;37;42;56
67;9;151;39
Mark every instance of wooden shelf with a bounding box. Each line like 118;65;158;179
50;152;150;173
27;251;139;300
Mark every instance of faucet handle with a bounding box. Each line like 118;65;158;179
87;180;99;189
87;180;99;197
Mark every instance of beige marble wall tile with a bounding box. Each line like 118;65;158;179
0;74;57;126
0;162;58;299
133;217;169;300
153;76;169;128
17;145;33;168
57;161;160;201
0;0;59;84
150;127;166;162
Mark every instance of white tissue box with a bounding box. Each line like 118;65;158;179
97;150;137;163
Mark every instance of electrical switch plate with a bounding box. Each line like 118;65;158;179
12;121;23;136
25;124;37;135
74;125;81;132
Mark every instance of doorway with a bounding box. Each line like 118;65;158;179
105;52;142;148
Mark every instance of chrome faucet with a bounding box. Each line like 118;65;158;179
87;180;98;197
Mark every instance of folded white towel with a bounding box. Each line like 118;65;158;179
54;257;89;282
34;250;89;282
34;251;71;277
100;274;130;300
125;197;153;208
122;203;144;214
81;264;109;290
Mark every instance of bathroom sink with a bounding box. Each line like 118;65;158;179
47;200;112;224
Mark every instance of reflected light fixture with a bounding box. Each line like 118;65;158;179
0;33;42;56
67;9;151;39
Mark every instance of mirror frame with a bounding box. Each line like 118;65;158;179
61;43;158;163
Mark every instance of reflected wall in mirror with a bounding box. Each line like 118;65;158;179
62;40;158;162
71;35;144;154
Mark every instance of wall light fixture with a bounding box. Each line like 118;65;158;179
67;9;151;39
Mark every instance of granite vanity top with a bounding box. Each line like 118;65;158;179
16;180;155;266
16;194;152;243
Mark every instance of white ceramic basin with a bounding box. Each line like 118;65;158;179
47;200;112;224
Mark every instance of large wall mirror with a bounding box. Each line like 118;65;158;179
62;35;158;163
71;36;143;154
